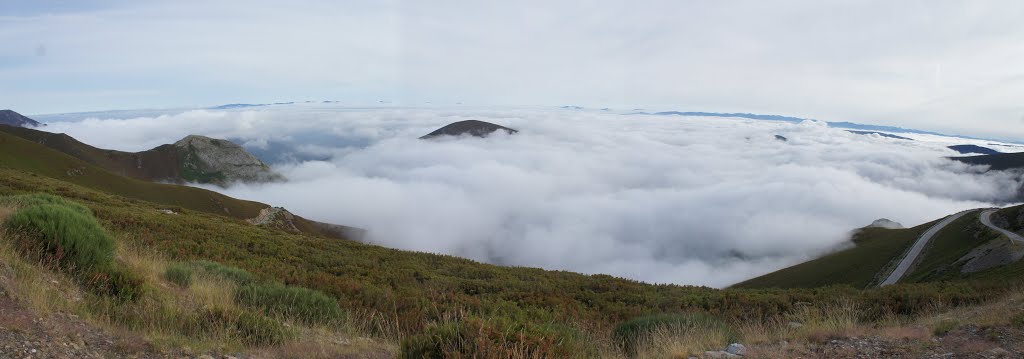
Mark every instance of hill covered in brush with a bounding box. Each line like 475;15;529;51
0;125;281;186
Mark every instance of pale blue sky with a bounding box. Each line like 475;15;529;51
3;0;1024;140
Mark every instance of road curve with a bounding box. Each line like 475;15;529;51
879;210;974;287
980;209;1024;243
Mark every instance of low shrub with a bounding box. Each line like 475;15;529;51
400;316;588;359
613;313;737;355
235;282;344;325
5;203;114;271
190;260;257;285
165;263;193;288
188;307;294;346
87;265;147;302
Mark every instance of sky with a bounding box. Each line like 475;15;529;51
2;1;1024;141
43;106;1024;287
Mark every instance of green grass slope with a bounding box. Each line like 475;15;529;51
0;131;267;219
0;124;188;182
732;221;936;289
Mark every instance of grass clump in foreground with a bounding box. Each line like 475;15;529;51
5;203;113;271
401;316;589;359
613;313;737;357
189;260;257;285
236;282;345;325
2;196;143;302
164;263;193;288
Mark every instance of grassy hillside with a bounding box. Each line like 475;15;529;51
0;131;266;219
0;125;188;182
732;222;935;289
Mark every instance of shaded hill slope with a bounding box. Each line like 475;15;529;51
951;152;1024;171
0;110;42;127
948;145;1000;155
0;125;280;186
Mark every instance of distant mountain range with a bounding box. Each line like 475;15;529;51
626;110;1022;144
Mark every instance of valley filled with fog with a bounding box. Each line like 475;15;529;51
44;106;1024;287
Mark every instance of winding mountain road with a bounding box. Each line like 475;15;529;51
980;209;1024;243
879;210;974;287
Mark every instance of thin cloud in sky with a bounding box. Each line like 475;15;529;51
3;1;1024;140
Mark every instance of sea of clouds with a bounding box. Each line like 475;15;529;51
45;106;1024;287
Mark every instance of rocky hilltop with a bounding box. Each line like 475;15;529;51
0;110;42;128
420;120;518;139
174;135;283;184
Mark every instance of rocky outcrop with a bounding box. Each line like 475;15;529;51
420;120;518;139
174;135;283;185
247;207;301;233
866;218;904;229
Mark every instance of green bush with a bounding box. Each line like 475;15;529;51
165;263;193;288
613;313;737;355
190;260;257;285
400;316;588;359
5;203;114;271
235;282;344;325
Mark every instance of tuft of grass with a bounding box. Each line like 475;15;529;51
190;260;257;285
932;319;959;336
235;282;345;325
165;263;193;288
401;316;589;359
0;193;92;215
5;203;114;271
613;313;737;356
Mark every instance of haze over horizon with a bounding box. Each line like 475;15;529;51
3;1;1024;141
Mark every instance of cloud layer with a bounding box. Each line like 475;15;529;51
46;107;1024;287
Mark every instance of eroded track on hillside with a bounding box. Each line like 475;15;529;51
879;210;974;286
980;209;1024;244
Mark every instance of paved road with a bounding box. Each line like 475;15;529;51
980;209;1024;243
879;210;974;287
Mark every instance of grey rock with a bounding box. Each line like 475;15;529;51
704;351;741;358
725;343;746;356
174;135;283;184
